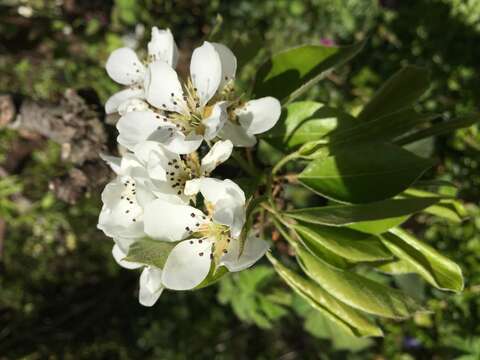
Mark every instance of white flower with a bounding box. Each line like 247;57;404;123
131;139;233;201
142;178;269;290
105;27;178;115
143;39;281;148
219;97;282;147
142;40;234;149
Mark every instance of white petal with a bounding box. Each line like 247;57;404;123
113;236;136;254
148;27;178;67
162;239;212;290
100;154;122;174
118;154;148;179
221;235;269;272
112;244;142;269
213;197;245;238
184;178;201;197
211;42;237;89
143;200;207;241
106;47;145;85
149;127;203;154
144;60;185;112
139;267;164;306
105;88;144;114
133;141;176;180
219;121;257;147
97;179;145;238
190;41;222;106
236;97;281;135
196;178;246;206
203;101;229;140
117;111;166;150
117;98;150;116
200;140;233;174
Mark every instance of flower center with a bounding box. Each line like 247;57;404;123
195;221;232;265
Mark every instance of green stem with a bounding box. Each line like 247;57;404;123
272;151;300;175
231;150;261;178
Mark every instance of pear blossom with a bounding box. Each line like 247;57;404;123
98;28;278;308
132;139;234;201
143;40;281;150
219;97;282;147
105;27;178;114
142;178;269;291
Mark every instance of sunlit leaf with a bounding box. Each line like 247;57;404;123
268;253;383;337
285;197;440;227
296;245;421;319
298;142;434;203
253;40;366;103
380;228;464;292
294;223;393;262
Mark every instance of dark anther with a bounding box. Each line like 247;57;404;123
199;252;204;256
191;213;195;217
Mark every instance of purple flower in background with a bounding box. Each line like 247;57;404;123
403;336;422;350
319;38;335;47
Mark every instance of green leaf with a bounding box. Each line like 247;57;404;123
298;142;434;203
294;223;393;262
196;265;229;290
264;102;357;149
346;217;409;235
329;109;437;149
424;203;464;223
285;197;440;227
124;238;176;268
357;66;430;122
253;40;366;103
238;195;268;256
268;253;383;337
395;113;480;145
380;228;464;292
295;245;421;319
404;188;467;223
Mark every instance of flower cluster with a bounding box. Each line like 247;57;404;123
98;28;281;306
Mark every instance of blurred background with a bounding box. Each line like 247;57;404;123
1;0;480;358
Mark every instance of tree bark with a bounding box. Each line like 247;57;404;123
0;89;113;204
